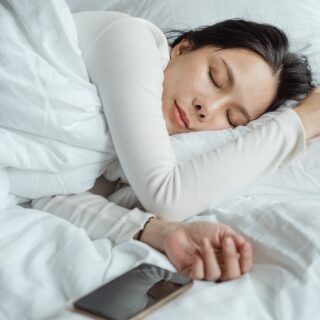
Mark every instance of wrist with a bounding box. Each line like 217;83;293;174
293;88;320;140
293;107;318;140
134;217;154;241
139;218;182;252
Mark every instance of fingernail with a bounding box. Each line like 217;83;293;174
243;242;251;251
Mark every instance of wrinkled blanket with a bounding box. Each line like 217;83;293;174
0;1;319;319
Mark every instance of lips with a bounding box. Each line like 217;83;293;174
173;101;189;129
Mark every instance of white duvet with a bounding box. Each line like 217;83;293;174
0;0;319;319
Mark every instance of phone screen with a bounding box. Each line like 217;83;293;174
74;263;193;320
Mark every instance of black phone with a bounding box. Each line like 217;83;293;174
73;263;193;320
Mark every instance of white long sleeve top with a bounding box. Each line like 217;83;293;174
32;11;307;242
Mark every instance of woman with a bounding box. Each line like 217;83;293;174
33;11;320;282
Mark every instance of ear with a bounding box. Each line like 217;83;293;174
170;38;192;59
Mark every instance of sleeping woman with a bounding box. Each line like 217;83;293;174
32;11;320;282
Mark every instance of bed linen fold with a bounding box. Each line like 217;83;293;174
0;1;319;319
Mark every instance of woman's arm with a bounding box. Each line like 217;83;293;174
31;192;155;244
80;13;309;220
31;191;253;282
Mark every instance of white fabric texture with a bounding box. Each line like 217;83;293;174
0;169;9;210
32;192;155;244
0;2;162;318
0;205;173;320
0;0;113;199
1;1;320;320
2;197;320;320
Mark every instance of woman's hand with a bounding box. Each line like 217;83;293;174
293;88;320;140
139;219;253;282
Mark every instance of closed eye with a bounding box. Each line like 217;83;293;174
208;68;220;88
227;110;236;128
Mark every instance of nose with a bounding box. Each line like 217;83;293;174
193;102;217;121
194;104;207;120
193;96;228;121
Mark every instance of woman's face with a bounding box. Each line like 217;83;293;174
162;39;278;135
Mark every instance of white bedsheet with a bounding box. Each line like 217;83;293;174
1;195;319;320
0;205;173;320
0;0;319;319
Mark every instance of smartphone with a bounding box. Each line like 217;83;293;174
73;263;193;320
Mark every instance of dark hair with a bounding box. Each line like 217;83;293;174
166;19;314;112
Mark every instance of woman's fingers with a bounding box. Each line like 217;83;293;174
220;237;241;281
200;238;221;281
191;251;205;280
190;238;222;281
189;236;253;282
219;237;253;281
239;242;253;274
221;225;246;248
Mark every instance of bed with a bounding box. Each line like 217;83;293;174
0;0;320;319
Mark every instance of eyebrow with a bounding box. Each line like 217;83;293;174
221;58;251;122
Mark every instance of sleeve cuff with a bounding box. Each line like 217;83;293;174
112;209;156;244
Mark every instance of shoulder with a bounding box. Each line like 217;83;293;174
73;11;170;69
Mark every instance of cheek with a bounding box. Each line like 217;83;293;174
175;73;205;99
163;65;179;97
163;59;211;106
